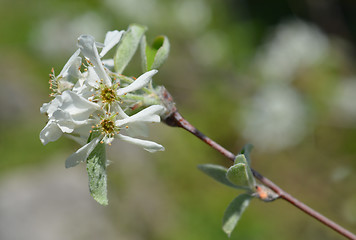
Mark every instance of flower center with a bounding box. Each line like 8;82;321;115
100;118;116;136
100;87;117;103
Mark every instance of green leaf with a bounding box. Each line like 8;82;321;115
234;155;255;188
226;163;250;189
197;164;246;189
150;36;170;70
240;144;253;166
86;142;108;205
222;193;252;237
141;35;170;72
226;155;256;190
114;24;147;74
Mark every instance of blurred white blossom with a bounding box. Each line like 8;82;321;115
104;0;159;25
192;30;228;66
29;12;107;58
174;0;211;33
330;166;352;182
254;20;329;83
240;85;308;152
236;19;332;152
330;78;356;126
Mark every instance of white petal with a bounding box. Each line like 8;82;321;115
59;91;100;121
39;121;63;145
116;134;165;152
113;103;129;118
40;102;50;114
65;56;82;83
42;96;62;118
123;122;149;137
99;30;124;58
58;49;81;77
57;80;74;93
102;59;114;70
66;123;94;145
115;105;164;126
72;78;95;99
95;41;105;48
85;67;100;88
116;69;158;95
52;109;92;133
65;137;101;168
53;110;76;133
77;35;112;86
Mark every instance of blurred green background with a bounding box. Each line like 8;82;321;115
1;0;356;239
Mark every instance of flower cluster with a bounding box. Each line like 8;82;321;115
40;29;166;169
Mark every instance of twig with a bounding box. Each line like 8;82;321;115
164;111;356;240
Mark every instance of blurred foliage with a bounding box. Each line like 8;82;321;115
0;0;356;239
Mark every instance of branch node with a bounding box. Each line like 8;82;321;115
156;86;179;126
253;184;280;202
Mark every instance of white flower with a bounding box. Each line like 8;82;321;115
77;32;156;90
49;49;82;96
76;33;158;113
68;30;124;97
40;90;101;145
254;20;328;83
65;104;165;168
240;85;307;152
41;29;167;170
41;30;125;143
77;35;112;86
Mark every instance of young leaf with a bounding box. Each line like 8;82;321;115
197;164;246;189
235;154;256;189
240;144;253;166
226;163;251;188
141;35;170;72
114;24;147;74
222;193;252;237
226;155;256;190
150;36;170;70
86;142;108;205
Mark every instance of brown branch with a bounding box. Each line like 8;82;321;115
164;111;356;240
